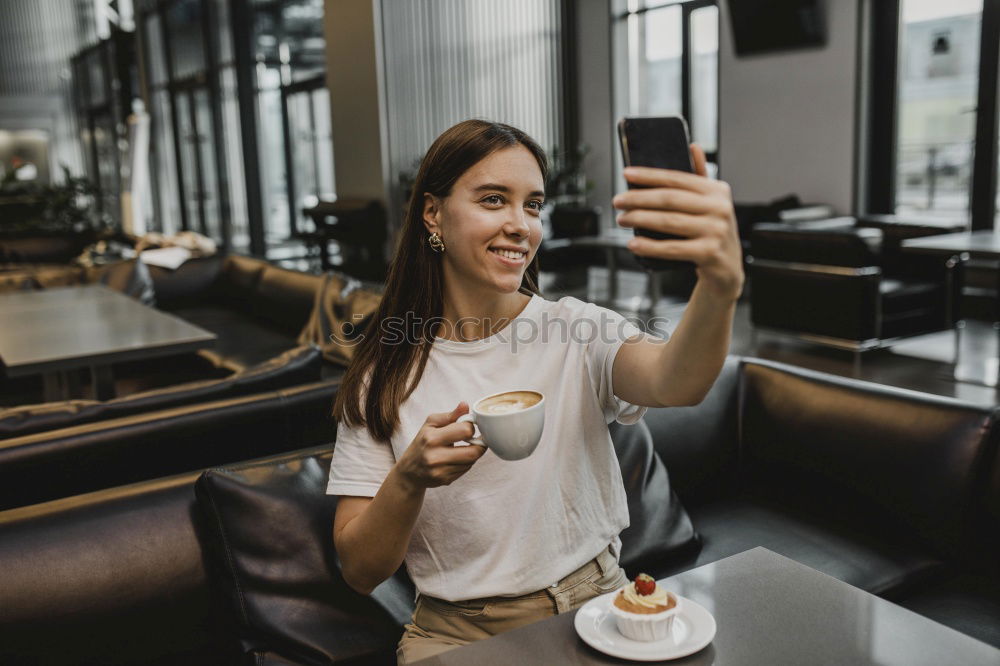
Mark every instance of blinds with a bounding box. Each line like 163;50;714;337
380;0;564;203
0;0;86;96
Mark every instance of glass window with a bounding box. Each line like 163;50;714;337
166;0;207;81
282;84;336;240
212;0;234;65
174;93;199;230
255;65;289;240
614;0;719;178
141;0;329;255
635;5;682;116
145;14;168;86
87;50;108;107
221;68;249;252
193;88;222;240
251;0;330;249
895;0;982;221
151;90;181;235
690;5;718;153
93;116;119;211
287;91;317;219
312;87;335;201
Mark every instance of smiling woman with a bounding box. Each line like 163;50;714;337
326;118;740;664
332;120;548;441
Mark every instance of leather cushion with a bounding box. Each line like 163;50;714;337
298;272;382;367
195;451;408;666
677;495;945;596
880;279;942;318
0;264;85;292
111;351;238;396
0;345;323;441
750;265;880;341
0;471;232;666
610;419;700;575
750;223;882;267
85;258;156;305
881;308;951;341
740;359;1000;566
641;355;741;502
168;304;300;369
255;265;324;336
147;255;224;307
213;255;267;313
895;574;1000;649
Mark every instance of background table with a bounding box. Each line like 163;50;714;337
902;229;1000;257
416;547;1000;666
568;230;667;311
903;230;1000;386
0;284;216;400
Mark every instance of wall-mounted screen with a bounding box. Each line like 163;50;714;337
727;0;827;57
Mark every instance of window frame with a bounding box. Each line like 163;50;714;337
138;0;236;250
613;0;720;165
865;0;1000;230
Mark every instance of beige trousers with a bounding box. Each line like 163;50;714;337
396;546;628;665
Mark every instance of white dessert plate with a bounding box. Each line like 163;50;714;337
574;592;716;661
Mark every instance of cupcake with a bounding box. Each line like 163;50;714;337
610;573;681;642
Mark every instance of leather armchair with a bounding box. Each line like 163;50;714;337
748;222;964;351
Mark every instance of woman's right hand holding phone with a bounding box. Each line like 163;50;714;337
396;402;486;490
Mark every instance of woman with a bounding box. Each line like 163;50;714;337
328;119;743;663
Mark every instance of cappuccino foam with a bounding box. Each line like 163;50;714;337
478;391;541;415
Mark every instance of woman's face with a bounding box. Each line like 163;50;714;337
424;145;545;295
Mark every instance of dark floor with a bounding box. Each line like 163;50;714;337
542;268;1000;407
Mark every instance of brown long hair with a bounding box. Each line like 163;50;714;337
333;119;548;441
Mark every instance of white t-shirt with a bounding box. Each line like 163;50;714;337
327;295;649;601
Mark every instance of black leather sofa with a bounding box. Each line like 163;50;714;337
146;255;324;370
2;356;998;665
748;221;964;351
147;255;382;377
0;377;338;512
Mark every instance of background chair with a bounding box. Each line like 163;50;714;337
748;221;964;368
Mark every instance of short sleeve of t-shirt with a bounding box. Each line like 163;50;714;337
327;420;395;497
573;299;649;425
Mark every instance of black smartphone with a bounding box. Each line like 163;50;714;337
617;116;695;271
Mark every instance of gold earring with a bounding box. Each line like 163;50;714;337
428;232;445;253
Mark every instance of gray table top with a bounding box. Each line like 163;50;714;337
0;284;216;376
902;230;1000;258
416;547;1000;666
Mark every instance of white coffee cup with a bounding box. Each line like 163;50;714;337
456;389;545;461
